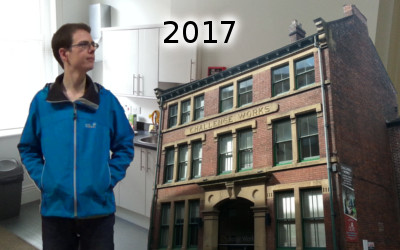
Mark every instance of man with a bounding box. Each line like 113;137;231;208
18;23;134;250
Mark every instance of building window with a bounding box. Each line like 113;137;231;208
181;100;191;124
168;104;178;128
276;192;296;249
298;113;319;161
218;134;233;174
295;56;315;89
272;64;290;96
178;145;188;181
238;78;253;107
191;141;202;179
164;148;174;183
159;203;171;248
194;95;204;120
302;189;326;248
238;129;253;171
173;202;185;248
188;200;200;247
220;85;234;112
274;119;292;165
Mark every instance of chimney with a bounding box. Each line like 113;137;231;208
289;20;306;42
343;4;367;26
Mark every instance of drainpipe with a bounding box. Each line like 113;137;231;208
314;36;338;250
147;97;164;250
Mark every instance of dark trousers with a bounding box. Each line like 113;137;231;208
42;214;115;250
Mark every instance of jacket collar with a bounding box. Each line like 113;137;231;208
46;74;100;110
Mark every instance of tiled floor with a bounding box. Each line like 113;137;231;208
0;200;148;250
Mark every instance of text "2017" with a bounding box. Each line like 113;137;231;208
164;21;235;44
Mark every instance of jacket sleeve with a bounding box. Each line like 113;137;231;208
17;97;45;189
109;97;134;187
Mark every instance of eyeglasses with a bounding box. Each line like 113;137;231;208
70;41;99;50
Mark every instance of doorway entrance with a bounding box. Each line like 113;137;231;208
218;198;254;250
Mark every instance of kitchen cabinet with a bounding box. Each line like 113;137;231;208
117;146;156;217
102;27;159;98
159;27;197;84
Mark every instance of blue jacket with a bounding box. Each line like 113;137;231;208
18;74;134;218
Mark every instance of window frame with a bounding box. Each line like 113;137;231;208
297;113;320;162
180;99;191;125
194;95;204;121
274;119;293;165
188;200;200;248
218;133;233;174
238;77;253;107
173;202;185;248
159;203;171;248
237;129;253;171
164;148;174;183
295;55;315;89
301;189;326;249
276;191;296;249
272;64;290;97
219;84;234;113
191;141;202;179
177;144;188;181
168;104;178;128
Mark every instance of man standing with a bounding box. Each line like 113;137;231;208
18;23;134;250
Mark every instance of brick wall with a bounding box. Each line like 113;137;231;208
327;12;400;249
388;125;400;207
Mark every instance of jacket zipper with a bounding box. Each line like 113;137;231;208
73;104;78;217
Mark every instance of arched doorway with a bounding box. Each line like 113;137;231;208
217;198;254;250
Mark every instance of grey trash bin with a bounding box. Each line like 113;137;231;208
0;159;24;220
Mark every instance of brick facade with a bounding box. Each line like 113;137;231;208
149;5;400;250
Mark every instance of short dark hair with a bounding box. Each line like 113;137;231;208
51;23;91;68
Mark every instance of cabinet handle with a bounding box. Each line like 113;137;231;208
140;149;145;171
133;74;137;95
138;74;144;96
146;151;151;172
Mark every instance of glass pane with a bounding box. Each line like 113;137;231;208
182;100;190;112
295;56;314;74
161;204;170;225
276;141;293;163
195;95;204;108
221;98;233;111
277;192;295;219
276;120;292;142
277;222;296;247
220;135;232;153
221;85;233;99
273;65;289;82
179;146;188;162
303;222;326;247
166;149;174;164
194;95;204;120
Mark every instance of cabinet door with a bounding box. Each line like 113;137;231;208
145;149;157;217
159;27;197;84
139;28;159;97
103;29;139;95
119;146;145;214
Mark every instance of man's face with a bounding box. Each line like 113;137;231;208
64;29;96;72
